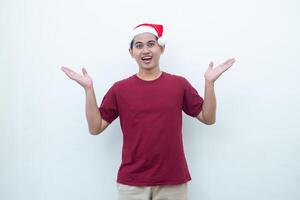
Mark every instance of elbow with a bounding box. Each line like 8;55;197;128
89;130;99;135
88;120;103;135
204;120;215;125
197;110;216;125
203;117;216;125
202;113;216;125
88;127;102;135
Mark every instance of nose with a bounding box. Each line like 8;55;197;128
141;45;150;53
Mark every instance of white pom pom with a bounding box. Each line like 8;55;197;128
158;36;167;46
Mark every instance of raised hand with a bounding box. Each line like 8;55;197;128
204;58;236;84
61;66;93;89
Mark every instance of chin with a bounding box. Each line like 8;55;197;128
140;64;155;70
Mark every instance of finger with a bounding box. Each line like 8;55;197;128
61;66;78;79
227;58;236;65
225;58;236;66
61;66;68;73
221;58;233;66
219;64;231;74
219;58;235;72
224;58;236;69
61;66;74;74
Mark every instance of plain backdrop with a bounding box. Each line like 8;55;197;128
1;0;299;199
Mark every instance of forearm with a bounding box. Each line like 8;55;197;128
202;81;216;124
199;58;235;124
84;85;102;134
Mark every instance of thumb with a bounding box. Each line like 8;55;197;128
208;62;214;69
82;67;88;76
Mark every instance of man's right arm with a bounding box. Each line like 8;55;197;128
84;86;110;135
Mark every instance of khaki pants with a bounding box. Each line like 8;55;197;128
117;182;188;200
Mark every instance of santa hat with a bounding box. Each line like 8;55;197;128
130;23;166;46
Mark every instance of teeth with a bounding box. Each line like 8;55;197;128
142;56;152;60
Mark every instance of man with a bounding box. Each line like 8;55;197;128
61;23;236;200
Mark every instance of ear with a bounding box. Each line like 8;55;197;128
160;44;165;55
129;48;134;58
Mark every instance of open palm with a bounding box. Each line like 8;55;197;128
61;66;93;89
205;58;236;83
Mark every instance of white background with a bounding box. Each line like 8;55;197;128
1;0;299;199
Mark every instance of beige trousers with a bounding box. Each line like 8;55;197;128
117;182;188;200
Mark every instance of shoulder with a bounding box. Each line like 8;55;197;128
163;71;190;86
111;74;136;90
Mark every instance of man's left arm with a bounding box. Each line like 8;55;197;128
197;58;236;125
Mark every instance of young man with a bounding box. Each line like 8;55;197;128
61;23;236;200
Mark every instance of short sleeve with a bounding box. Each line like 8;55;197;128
182;78;204;117
98;84;119;123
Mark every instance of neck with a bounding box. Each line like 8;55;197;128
137;67;162;81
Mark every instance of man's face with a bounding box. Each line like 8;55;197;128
129;32;165;70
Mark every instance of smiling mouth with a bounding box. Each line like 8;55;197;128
141;56;152;64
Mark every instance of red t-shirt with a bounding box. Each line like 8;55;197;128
99;71;204;186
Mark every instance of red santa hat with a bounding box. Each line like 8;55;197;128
130;23;166;46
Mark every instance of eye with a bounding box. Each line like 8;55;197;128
148;42;155;47
135;43;143;49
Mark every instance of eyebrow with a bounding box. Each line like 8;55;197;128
134;40;156;45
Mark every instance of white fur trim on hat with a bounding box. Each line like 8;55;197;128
131;26;158;40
